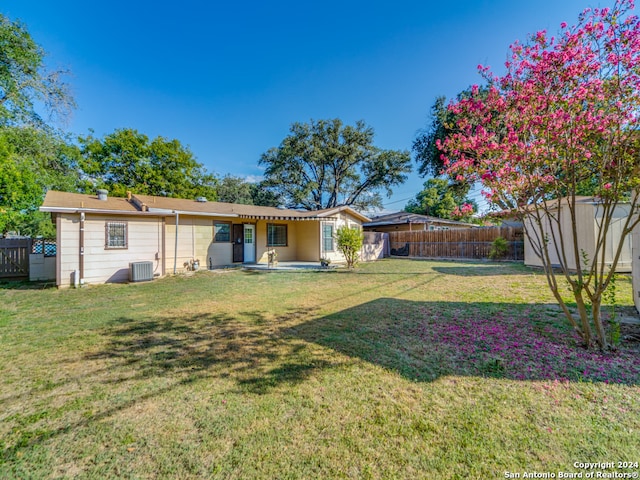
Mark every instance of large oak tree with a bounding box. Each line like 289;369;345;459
260;119;411;210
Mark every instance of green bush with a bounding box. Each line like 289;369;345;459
489;236;509;260
336;226;363;268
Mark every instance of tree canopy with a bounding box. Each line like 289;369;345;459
215;175;281;206
413;96;453;179
405;178;477;222
0;126;82;236
0;14;74;127
79;128;218;200
260;119;411;210
440;0;640;349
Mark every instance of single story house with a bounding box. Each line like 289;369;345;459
363;211;477;233
524;196;633;273
40;190;370;287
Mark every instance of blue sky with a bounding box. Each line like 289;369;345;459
6;0;596;211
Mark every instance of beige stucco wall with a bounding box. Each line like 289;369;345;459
255;220;299;262
296;221;320;261
524;201;632;273
164;216;262;270
57;213;163;286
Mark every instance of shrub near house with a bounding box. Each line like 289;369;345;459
336;226;364;268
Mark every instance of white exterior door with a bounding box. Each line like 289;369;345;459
244;225;255;263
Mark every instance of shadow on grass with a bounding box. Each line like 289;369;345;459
84;308;330;394
1;306;331;464
432;264;530;277
286;298;640;386
4;293;640;465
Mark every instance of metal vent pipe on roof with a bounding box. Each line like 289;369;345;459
97;189;108;201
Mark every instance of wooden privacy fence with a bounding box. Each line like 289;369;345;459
0;238;32;278
389;227;524;261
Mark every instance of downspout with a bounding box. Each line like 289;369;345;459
173;211;179;274
320;221;324;261
161;217;166;276
79;212;85;285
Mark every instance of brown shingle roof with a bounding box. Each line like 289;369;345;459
41;191;140;212
41;191;371;222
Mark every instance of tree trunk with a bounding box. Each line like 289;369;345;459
591;298;609;351
573;291;592;347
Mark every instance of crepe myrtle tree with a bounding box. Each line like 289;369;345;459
439;0;640;350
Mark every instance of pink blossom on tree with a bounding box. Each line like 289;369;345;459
439;0;640;350
451;202;474;218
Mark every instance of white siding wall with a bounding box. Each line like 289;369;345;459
57;213;163;286
524;201;632;273
595;205;633;271
58;214;80;286
633;222;640;313
83;215;163;284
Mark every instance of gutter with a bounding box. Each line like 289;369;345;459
40;207;160;215
40;206;239;218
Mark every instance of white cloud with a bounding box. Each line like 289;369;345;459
244;175;264;184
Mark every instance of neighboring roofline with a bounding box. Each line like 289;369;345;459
363;214;476;228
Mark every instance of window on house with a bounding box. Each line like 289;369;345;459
105;221;127;249
267;224;287;246
213;222;231;242
322;223;334;252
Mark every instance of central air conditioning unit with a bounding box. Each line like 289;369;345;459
129;261;154;282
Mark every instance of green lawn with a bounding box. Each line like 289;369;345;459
1;259;639;479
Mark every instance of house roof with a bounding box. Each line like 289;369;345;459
363;211;476;228
40;191;371;222
41;190;141;213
